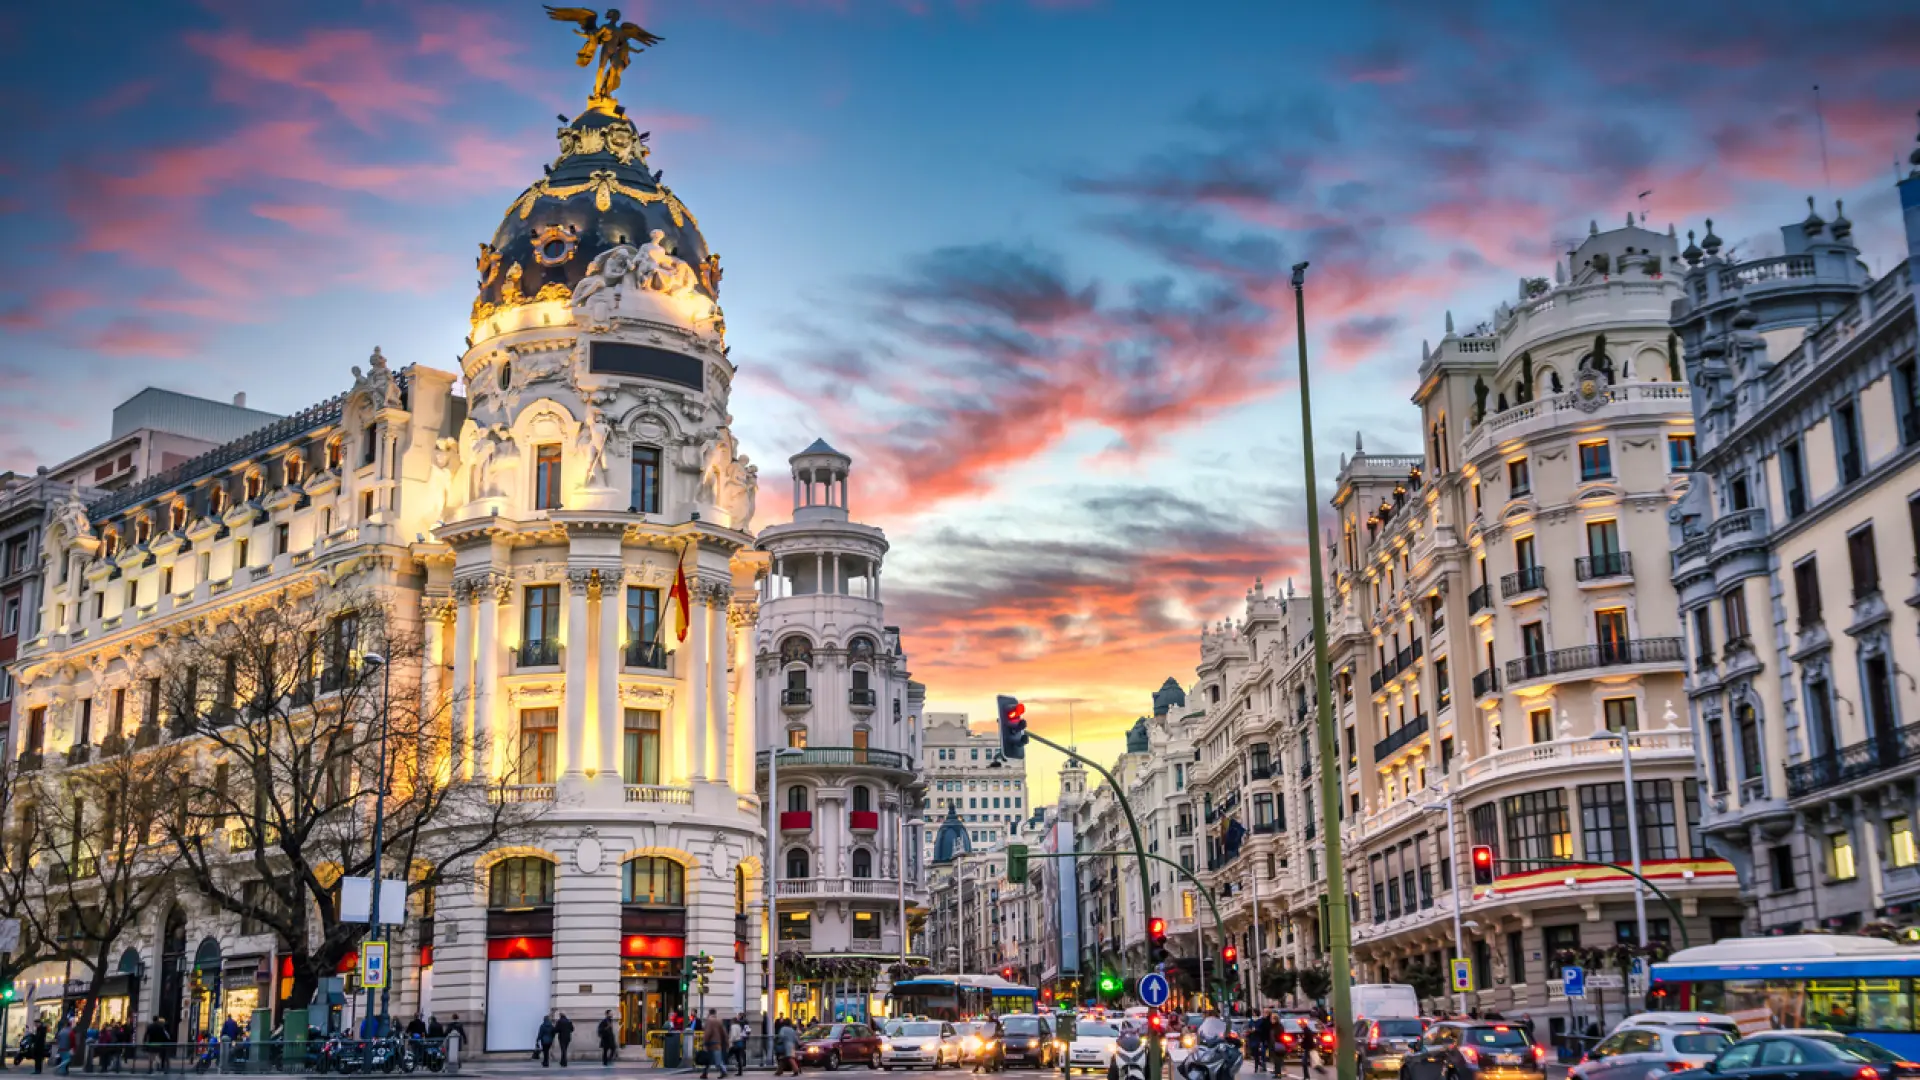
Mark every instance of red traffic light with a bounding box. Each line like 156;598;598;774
1001;966;1015;980
1471;845;1495;886
1221;945;1238;965
1148;917;1167;944
996;695;1030;759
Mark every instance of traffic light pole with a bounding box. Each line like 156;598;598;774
1017;849;1233;1006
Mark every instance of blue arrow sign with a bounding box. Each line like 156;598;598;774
1139;972;1170;1007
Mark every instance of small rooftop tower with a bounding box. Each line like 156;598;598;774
790;438;852;523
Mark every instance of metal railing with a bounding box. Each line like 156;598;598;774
1500;565;1547;598
1786;720;1920;798
1373;713;1429;763
1504;637;1684;683
1472;667;1498;697
849;687;878;708
1575;552;1633;581
516;639;560;668
623;640;668;669
754;746;914;771
1468;583;1491;615
781;688;812;707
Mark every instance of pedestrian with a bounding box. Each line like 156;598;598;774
407;1016;426;1039
27;1021;49;1075
1297;1017;1314;1079
98;1022;121;1074
556;1013;575;1067
142;1017;170;1075
774;1020;801;1077
728;1015;749;1076
597;1010;618;1067
446;1016;467;1072
1249;1010;1271;1074
537;1014;557;1068
52;1017;72;1076
699;1010;726;1080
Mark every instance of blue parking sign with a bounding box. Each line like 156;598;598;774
1562;966;1585;999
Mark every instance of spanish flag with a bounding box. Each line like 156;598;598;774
669;545;692;643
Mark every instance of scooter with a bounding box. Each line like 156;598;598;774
1177;1021;1242;1080
1315;1030;1337;1067
1108;1031;1150;1080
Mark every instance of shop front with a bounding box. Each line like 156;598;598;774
618;910;687;1045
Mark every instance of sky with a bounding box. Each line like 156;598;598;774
3;0;1919;803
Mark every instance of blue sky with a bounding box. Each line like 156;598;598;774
3;0;1918;797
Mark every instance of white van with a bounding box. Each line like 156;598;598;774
1350;984;1421;1020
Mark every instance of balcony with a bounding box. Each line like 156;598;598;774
777;876;911;899
1575;552;1633;582
1500;565;1547;600
65;744;93;767
1786;721;1920;799
1250;761;1277;781
17;750;43;774
1468;584;1491;616
1673;507;1771;578
516;639;560;669
754;746;915;772
1252;820;1283;835
1469;668;1497;700
624;784;692;804
1453;727;1696;789
1504;637;1684;685
492;784;555;803
1175;823;1194;838
850;810;880;832
849;688;877;711
1373;713;1429;763
780;810;814;832
623;641;668;670
781;688;812;711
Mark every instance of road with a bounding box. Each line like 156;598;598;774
449;1060;1575;1080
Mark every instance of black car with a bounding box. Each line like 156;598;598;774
1676;1032;1920;1080
999;1016;1057;1069
1402;1022;1544;1080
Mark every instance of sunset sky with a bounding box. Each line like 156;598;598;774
3;1;1919;801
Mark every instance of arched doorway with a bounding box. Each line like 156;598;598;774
159;907;187;1026
190;937;222;1037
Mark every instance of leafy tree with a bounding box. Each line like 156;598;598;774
1261;964;1299;1004
156;586;543;1009
1401;960;1447;1007
1297;965;1332;1003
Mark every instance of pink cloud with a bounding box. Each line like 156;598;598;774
186;28;444;128
81;318;203;359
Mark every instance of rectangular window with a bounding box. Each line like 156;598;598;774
1507;930;1526;986
1637;778;1680;860
110;689;126;739
1684;779;1703;857
1579;781;1631;865
1668;434;1696;472
1836;400;1864;483
630;445;663;514
1692;606;1715;671
1440;735;1454;773
1730;474;1752;511
1794;556;1823;627
1603;697;1638;733
1469;802;1499;857
1578;440;1612;481
1543;925;1581;977
1507;457;1531;498
622;709;661;785
625;587;661;653
1501;789;1572;862
1434;657;1451;710
1595;607;1629;662
1708;716;1730;793
534;444;563;510
1892;818;1918;870
1722;588;1750;646
518;707;559;785
2;598;16;637
1782;440;1808;518
1770;844;1797;891
1849;524;1881;598
1829;831;1858;881
1529;708;1553;745
523;584;560;651
275;523;290;556
76;698;93;745
1896;360;1920;447
1514;534;1537;571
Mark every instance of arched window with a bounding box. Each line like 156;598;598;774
849;636;876;663
780;636;813;666
168;501;187;532
210;486;230;516
286;452;306;487
101;528;120;558
325;438;344;471
621;856;686;906
488;857;555;909
134;516;152;546
785;848;810;880
852;786;871;813
786;785;808;812
244;471;263;502
851;848;872;879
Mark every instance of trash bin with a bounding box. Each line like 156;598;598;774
663;1031;683;1069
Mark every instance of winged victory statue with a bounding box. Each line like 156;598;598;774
544;6;664;109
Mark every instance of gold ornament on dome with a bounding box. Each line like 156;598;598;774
511;170;696;228
533;223;582;266
544;5;663;113
555;119;648;166
476;243;502;288
501;262;526;305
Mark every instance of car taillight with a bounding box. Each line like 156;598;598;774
1369;1034;1380;1050
1532;1046;1547;1065
1857;1068;1880;1080
1461;1047;1478;1066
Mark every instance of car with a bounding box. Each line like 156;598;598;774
1677;1032;1920;1080
1066;1020;1124;1073
880;1020;962;1070
1359;1017;1431;1078
956;1022;1004;1069
1401;1021;1546;1080
799;1023;884;1070
1612;1015;1742;1038
1272;1013;1321;1060
999;1016;1057;1069
1570;1025;1733;1080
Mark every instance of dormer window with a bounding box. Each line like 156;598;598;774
102;528;119;558
210;486;230;516
243;471;263;502
134;516;152;546
325;438;344;471
168;501;187;532
285;453;306;487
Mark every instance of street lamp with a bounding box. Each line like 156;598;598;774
1419;797;1467;1016
765;747;804;1039
897;817;924;971
360;651;394;1036
1589;729;1649;958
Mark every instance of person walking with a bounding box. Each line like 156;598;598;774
773;1020;800;1077
555;1013;575;1067
727;1016;749;1077
26;1021;49;1075
537;1014;557;1068
1296;1017;1314;1078
699;1010;726;1080
51;1017;72;1076
597;1011;618;1067
427;1017;446;1041
1249;1010;1271;1074
142;1017;170;1075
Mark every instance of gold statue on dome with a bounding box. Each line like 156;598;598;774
544;6;663;110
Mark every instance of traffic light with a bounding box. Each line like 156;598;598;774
694;951;714;992
1001;966;1015;981
1471;845;1495;886
1098;971;1121;999
0;981;12;1002
1221;944;1238;974
679;956;692;992
996;695;1029;759
1006;843;1029;884
1147;917;1167;947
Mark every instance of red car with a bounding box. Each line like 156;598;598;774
800;1023;884;1070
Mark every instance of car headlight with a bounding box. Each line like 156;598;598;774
964;1037;981;1052
1028;1039;1039;1049
1182;1035;1195;1049
881;1042;892;1052
807;1047;821;1055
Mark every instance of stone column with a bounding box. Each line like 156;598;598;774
422;597;450;774
450;581;475;779
709;593;730;789
731;599;759;800
474;574;505;780
596;571;622;787
563;569;593;780
689;583;710;781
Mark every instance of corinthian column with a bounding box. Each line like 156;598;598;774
708;589;730;789
564;568;593;779
475;573;507;779
596;570;622;785
730;598;759;798
688;581;710;782
422;596;451;778
449;583;474;779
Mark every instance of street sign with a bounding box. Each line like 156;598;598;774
1629;957;1648;999
361;940;389;990
1562;966;1585;999
1139;972;1170;1007
1450;958;1472;993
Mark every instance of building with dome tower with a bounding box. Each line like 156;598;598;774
750;439;930;1020
4;20;784;1054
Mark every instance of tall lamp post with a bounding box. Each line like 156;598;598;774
896;817;924;971
1590;731;1649;954
765;747;804;1038
360;652;394;1036
1420;797;1467;1016
1292;262;1355;1080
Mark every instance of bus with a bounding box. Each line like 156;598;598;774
1650;935;1920;1057
891;975;1041;1021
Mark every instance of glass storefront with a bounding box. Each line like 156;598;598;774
619;959;684;1045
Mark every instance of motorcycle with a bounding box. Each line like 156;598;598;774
1178;1020;1242;1080
1316;1030;1337;1067
1109;1030;1151;1080
368;1038;400;1074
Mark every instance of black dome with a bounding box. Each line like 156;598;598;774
473;108;715;324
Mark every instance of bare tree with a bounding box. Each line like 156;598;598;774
0;755;56;1015
29;740;185;1037
155;584;541;1010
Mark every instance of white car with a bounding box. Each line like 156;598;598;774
1066;1020;1123;1073
882;1020;963;1070
1611;1013;1741;1036
1572;1025;1735;1080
